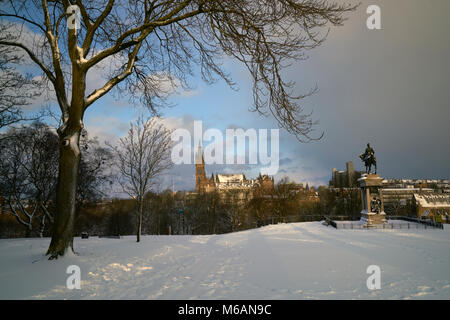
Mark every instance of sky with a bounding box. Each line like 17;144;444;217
5;0;450;193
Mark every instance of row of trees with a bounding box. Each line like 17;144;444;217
0;122;114;237
153;184;363;235
150;183;363;235
0;115;173;242
1;160;364;239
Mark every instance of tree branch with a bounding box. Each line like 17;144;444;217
0;40;56;83
81;0;115;58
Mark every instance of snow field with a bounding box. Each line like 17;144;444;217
1;222;449;299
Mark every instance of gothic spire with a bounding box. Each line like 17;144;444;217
195;140;204;165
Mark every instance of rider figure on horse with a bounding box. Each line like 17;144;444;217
360;143;377;174
364;143;374;159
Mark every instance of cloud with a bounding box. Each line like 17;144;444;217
84;116;129;145
275;0;450;183
280;157;293;166
7;0;450;191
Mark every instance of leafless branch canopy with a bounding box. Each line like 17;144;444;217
112;116;172;200
0;0;357;141
0;25;43;130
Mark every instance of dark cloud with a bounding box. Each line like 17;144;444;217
277;0;450;183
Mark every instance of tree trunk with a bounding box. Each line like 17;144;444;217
25;224;32;238
39;215;46;238
46;60;86;259
137;198;143;242
46;129;81;259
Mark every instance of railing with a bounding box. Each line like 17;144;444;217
387;216;444;230
323;215;444;230
255;215;358;227
256;214;444;230
336;222;441;230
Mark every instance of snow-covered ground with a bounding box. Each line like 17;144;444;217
1;222;450;299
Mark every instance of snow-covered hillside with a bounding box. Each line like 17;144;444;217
1;222;449;299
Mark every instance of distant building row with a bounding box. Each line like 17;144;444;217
329;161;450;223
330;161;363;188
330;161;450;192
195;145;274;195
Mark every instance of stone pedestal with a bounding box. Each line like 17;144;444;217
358;174;387;227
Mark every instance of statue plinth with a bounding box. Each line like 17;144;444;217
358;174;387;227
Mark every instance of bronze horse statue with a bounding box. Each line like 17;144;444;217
360;153;377;174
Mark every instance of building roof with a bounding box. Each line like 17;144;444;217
413;193;450;208
383;188;434;192
217;174;245;184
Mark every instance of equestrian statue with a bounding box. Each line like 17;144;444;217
359;143;377;174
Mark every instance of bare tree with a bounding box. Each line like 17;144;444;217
0;0;357;258
76;133;114;208
0;123;114;238
0;123;58;236
22;123;59;236
0;134;36;235
0;26;42;132
112;117;172;242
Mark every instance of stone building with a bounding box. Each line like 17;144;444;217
194;145;274;196
381;188;434;214
330;161;363;188
413;193;450;222
382;179;450;192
